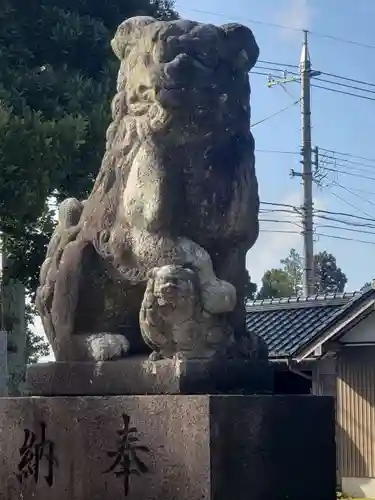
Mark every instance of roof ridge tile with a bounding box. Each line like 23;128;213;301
247;291;360;307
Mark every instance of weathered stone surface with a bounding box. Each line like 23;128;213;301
35;16;261;362
25;358;273;396
0;395;336;500
0;331;7;396
209;395;336;500
139;265;236;361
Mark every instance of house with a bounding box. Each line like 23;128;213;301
246;285;375;499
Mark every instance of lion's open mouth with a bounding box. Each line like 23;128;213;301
156;51;226;112
163;52;215;84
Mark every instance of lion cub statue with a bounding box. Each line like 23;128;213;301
36;16;266;362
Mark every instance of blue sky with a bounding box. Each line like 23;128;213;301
175;0;375;291
35;0;375;361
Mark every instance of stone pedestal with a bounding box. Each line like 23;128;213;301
25;357;273;396
0;394;335;500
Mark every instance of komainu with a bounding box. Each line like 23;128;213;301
36;16;262;362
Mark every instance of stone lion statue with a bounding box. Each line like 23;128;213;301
140;265;236;361
35;16;261;362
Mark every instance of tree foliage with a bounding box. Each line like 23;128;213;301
0;0;177;292
257;268;295;300
244;270;257;302
257;248;348;299
25;304;50;364
313;250;347;294
0;0;177;357
280;248;303;296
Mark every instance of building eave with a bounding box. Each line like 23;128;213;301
294;299;375;362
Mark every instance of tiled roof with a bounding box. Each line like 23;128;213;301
245;291;368;359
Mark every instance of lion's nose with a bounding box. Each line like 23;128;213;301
164;53;192;80
164;53;211;82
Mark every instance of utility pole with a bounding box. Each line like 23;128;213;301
267;31;321;297
300;30;315;296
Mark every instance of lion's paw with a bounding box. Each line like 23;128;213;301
85;333;130;361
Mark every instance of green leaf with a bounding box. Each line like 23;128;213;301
0;0;177;293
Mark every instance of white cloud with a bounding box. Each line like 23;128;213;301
275;0;313;43
247;190;326;285
247;191;302;284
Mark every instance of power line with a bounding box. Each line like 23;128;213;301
308;31;375;51
256;65;289;73
259;228;375;245
315;224;375;236
261;204;375;224
314;213;375;228
255;65;299;78
259;218;375;237
319;166;375;182
280;82;298;101
259;218;302;228
257;33;375;287
263;65;375;101
316;232;375;245
321;163;374;179
260;229;300;234
261;202;375;224
252;71;273;78
258;60;298;69
313;76;375;96
177;7;301;31
256;146;375;170
260;203;375;227
259;202;375;245
260;209;299;216
264;69;375;102
311;83;375;102
343;186;375;196
333;181;375;210
260;201;300;210
177;6;375;51
330;191;375;219
257;149;299;155
320;161;375;180
261;216;375;235
261;219;375;234
319;147;375;166
319;156;375;172
251;100;300;128
313;208;375;223
320;72;375;89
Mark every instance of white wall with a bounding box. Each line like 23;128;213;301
341;312;375;344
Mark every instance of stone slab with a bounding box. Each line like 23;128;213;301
25;357;273;396
0;395;335;500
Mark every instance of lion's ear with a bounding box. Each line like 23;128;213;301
111;16;157;60
220;23;259;71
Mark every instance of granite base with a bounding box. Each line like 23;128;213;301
0;395;335;500
25;357;273;395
